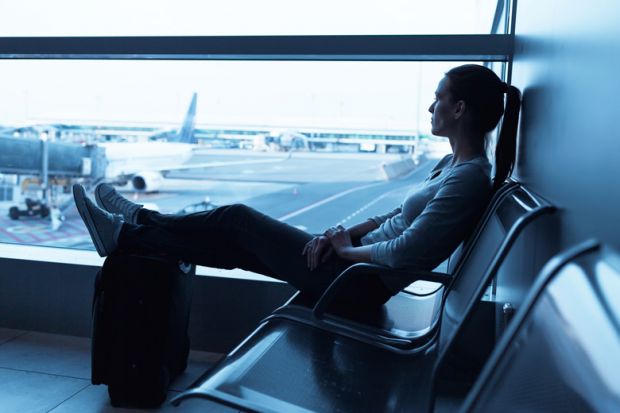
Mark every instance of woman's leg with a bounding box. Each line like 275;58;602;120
119;204;392;305
77;183;393;306
120;204;340;298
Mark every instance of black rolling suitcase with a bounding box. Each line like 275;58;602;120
91;254;194;407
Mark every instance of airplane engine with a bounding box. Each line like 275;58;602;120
131;171;164;192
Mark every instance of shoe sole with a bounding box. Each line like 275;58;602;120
73;185;107;257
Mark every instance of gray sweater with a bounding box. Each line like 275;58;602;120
360;154;492;271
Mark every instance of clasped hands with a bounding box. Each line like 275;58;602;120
302;225;353;270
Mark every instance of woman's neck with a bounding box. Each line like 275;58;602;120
449;133;486;164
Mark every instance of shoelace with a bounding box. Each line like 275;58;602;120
105;190;136;218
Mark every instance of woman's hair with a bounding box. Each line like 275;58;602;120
445;64;522;191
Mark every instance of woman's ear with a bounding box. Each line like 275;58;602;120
454;100;466;119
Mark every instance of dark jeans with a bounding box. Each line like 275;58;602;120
118;204;393;307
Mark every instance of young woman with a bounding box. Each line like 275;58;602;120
73;64;521;307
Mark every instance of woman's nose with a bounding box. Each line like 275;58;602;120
428;101;435;113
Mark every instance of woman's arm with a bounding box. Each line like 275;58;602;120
371;166;491;268
303;219;378;270
302;208;398;269
325;226;373;262
327;155;458;266
346;219;379;239
337;244;374;262
364;208;401;230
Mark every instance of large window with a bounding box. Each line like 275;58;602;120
0;1;513;257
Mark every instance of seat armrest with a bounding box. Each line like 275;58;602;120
312;263;451;319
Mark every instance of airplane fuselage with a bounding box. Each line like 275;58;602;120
101;141;194;180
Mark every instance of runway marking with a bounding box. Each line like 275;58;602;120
277;182;382;221
6;224;51;234
181;158;287;170
26;230;44;243
335;193;390;226
0;226;25;243
0;215;89;245
61;221;84;234
335;185;413;226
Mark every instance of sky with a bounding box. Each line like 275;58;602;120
0;1;498;133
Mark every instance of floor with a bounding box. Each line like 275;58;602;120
0;328;239;413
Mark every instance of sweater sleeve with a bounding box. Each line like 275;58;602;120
370;164;491;269
368;207;402;226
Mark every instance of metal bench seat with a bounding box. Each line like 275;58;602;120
177;318;436;413
171;183;561;412
266;181;553;353
174;241;616;412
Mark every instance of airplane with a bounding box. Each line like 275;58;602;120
99;93;198;192
1;93;200;193
0;93;291;223
15;93;289;193
0;95;200;221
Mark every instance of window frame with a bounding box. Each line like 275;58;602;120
0;34;512;62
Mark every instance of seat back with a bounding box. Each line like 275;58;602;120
460;241;620;413
438;186;554;353
362;181;520;334
442;180;518;278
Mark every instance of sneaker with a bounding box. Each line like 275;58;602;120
73;184;123;257
94;183;141;225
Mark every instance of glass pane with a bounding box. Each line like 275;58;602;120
0;60;499;250
1;0;502;36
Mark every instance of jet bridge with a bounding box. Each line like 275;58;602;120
0;135;106;181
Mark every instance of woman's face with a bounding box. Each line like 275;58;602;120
428;76;459;137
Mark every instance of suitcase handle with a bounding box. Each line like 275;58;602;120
178;261;193;274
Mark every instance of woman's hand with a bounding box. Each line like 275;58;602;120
302;235;334;271
324;225;353;256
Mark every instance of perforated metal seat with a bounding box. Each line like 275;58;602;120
457;240;620;413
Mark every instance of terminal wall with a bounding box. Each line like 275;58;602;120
0;258;295;353
511;0;620;252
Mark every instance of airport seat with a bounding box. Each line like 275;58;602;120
456;239;620;413
264;180;550;353
171;183;559;412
